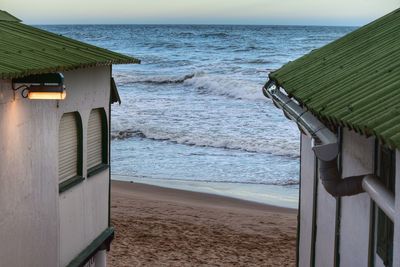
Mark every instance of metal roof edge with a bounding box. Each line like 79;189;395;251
19;23;141;64
0;11;140;79
0;60;139;80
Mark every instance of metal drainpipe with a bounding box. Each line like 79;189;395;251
318;159;365;197
263;80;395;220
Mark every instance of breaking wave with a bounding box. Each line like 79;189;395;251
246;59;273;64
115;73;196;85
200;32;230;38
183;74;266;100
114;72;265;101
111;128;299;158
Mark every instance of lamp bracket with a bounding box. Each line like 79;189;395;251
11;73;65;100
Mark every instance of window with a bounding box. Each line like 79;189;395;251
58;112;83;192
375;144;395;267
87;108;108;176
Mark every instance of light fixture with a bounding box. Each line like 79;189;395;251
27;85;66;100
12;73;66;100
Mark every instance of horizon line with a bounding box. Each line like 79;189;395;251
32;22;360;28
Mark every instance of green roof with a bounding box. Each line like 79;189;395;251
0;10;21;22
269;8;400;149
0;10;139;79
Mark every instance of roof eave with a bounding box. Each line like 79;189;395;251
0;58;140;80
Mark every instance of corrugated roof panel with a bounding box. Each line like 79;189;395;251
0;10;21;22
0;11;139;79
268;8;400;149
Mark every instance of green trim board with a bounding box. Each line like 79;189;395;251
334;127;343;267
268;8;400;150
87;164;109;178
76;112;84;178
375;144;395;267
59;176;85;193
108;96;112;227
369;201;376;267
368;141;396;267
66;227;114;267
0;11;139;79
100;108;109;165
108;66;112;227
110;77;121;105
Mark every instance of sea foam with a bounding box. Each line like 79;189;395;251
111;127;299;158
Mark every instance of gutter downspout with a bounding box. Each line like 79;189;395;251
263;80;395;221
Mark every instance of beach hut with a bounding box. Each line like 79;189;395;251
0;11;139;266
264;8;400;267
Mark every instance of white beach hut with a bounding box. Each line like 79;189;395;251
0;11;139;266
264;8;400;267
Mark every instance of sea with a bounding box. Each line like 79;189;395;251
40;24;355;208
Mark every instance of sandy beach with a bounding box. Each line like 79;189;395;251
107;180;297;266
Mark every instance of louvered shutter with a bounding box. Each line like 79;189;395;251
87;109;103;170
59;113;79;182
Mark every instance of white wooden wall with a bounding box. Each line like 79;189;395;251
0;66;111;267
0;80;59;267
299;129;382;267
339;129;374;267
314;172;336;266
298;134;315;267
299;134;337;267
59;66;110;267
393;151;400;266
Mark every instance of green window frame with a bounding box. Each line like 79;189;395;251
375;144;395;267
58;112;84;193
87;108;109;178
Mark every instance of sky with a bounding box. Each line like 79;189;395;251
1;0;399;26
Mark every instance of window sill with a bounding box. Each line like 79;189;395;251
87;163;109;178
59;176;85;194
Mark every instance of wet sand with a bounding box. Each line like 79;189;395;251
108;180;297;266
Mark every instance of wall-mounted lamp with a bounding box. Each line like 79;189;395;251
27;85;66;100
12;73;66;100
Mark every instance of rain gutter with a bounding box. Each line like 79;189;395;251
262;80;395;221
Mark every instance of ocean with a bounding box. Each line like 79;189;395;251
40;24;355;207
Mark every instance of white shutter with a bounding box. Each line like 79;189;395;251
59;113;78;182
87;109;103;170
